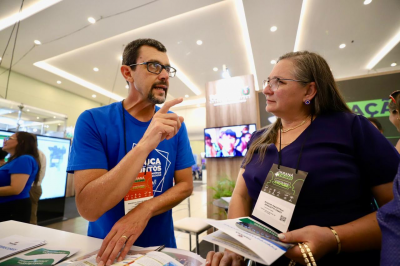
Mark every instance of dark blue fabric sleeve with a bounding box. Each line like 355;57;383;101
351;115;400;186
67;110;108;172
8;155;35;175
175;122;195;170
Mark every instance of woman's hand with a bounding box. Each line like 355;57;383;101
278;225;338;265
206;250;245;266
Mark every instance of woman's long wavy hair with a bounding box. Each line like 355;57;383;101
9;132;41;185
242;51;352;167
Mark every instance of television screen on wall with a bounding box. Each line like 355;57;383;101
204;124;257;158
0;131;71;200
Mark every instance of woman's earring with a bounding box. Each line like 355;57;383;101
304;99;311;105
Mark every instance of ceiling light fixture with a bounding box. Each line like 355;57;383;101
34;40;41;45
119;56;123;61
271;60;277;65
57;80;61;84
339;43;346;49
270;26;277;32
88;17;96;24
34;61;124;101
0;0;62;32
53;116;56;118
92;94;96;98
27;109;30;112
391;63;397;67
93;67;99;72
185;95;189;98
234;0;259;91
366;30;400;70
0;57;2;61
196;40;203;45
294;0;309;52
36;117;39;119
364;0;372;5
170;60;201;95
213;67;218;72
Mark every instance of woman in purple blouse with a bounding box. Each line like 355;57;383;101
377;90;400;265
206;51;399;266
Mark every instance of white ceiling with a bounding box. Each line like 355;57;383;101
0;0;400;109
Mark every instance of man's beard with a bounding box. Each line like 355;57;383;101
147;85;167;104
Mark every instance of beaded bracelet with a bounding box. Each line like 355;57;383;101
288;243;317;266
328;226;341;254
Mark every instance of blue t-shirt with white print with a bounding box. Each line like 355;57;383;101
67;102;194;248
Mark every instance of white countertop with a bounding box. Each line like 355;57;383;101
0;220;102;263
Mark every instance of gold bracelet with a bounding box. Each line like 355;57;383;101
328;226;341;254
288;243;317;266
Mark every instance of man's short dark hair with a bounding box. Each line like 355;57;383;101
122;39;167;70
225;129;237;138
368;117;383;132
205;133;211;139
0;149;8;160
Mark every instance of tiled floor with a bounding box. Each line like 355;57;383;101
45;182;208;252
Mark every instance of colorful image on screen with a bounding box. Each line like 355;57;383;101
204;124;256;158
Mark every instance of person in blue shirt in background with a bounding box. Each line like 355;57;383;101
67;38;194;266
0;132;40;223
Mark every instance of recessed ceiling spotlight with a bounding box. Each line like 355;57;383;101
27;109;30;112
270;26;277;32
34;40;41;45
92;94;97;98
88;17;96;24
196;40;203;45
0;57;2;61
36;117;39;119
58;124;61;126
213;67;218;72
271;60;277;64
391;63;397;67
364;0;372;5
53;116;56;118
339;43;346;49
125;85;129;89
57;80;61;84
93;67;99;72
185;95;189;98
119;56;123;61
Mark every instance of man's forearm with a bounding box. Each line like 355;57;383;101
75;144;151;221
140;175;193;218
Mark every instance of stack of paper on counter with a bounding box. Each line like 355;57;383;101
59;245;205;266
0;246;79;266
0;235;46;260
204;217;294;265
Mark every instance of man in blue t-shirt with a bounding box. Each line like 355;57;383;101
67;39;195;266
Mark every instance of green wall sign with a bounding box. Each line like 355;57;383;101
347;98;390;118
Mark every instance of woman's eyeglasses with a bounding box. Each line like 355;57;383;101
389;90;400;104
3;137;16;141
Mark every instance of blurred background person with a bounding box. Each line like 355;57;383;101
377;90;400;265
367;117;384;133
388;90;400;153
0;149;8;166
205;132;218;157
30;149;46;225
0;132;40;223
218;129;241;157
236;133;252;156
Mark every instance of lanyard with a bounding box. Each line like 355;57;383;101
278;115;313;173
121;100;153;174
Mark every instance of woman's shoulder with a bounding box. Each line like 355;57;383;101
13;155;37;164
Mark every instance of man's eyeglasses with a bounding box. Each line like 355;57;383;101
129;62;177;78
3;137;16;141
263;77;308;91
389;90;400;104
